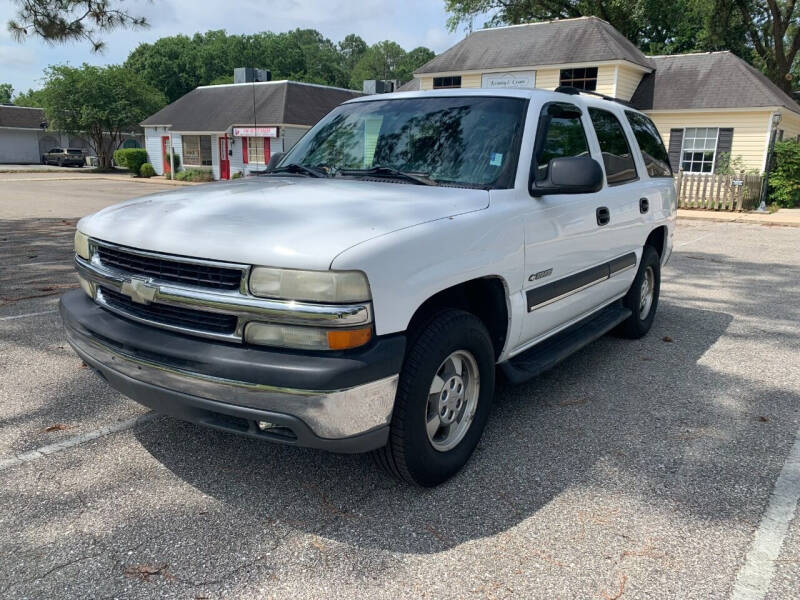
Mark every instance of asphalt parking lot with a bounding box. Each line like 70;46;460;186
1;177;799;599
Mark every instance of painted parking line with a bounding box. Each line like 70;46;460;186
0;309;58;321
676;232;714;247
0;412;156;472
731;426;800;600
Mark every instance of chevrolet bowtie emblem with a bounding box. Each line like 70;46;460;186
120;278;158;304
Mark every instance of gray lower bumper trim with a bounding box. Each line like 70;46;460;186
66;327;398;440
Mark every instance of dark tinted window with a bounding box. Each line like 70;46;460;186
625;111;672;177
560;67;598;91
534;103;589;180
433;76;461;89
67;148;83;155
588;108;637;184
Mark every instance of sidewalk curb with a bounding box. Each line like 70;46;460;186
677;211;800;228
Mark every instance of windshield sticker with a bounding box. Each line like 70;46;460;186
490;152;503;167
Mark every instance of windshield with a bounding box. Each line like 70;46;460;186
278;96;527;189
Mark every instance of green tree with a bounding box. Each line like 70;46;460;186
12;87;46;107
339;34;368;74
0;83;13;104
397;46;436;82
728;0;800;94
124;34;204;104
351;41;407;87
38;64;166;169
7;0;148;52
769;139;800;206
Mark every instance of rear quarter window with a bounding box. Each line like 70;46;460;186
625;111;672;177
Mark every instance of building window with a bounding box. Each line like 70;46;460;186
433;76;461;89
588;108;637;184
182;135;212;166
247;137;267;164
559;67;598;91
680;127;718;173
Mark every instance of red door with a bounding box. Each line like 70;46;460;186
219;136;230;180
161;136;170;175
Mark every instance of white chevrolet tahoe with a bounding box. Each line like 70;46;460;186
61;87;676;486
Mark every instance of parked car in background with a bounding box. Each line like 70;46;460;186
61;88;676;487
42;148;85;167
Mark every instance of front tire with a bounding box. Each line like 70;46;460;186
374;309;495;487
617;245;661;339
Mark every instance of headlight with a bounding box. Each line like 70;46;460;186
245;322;372;351
74;230;91;260
249;267;370;303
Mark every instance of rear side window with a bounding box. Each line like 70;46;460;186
588;108;637;185
533;102;590;180
625;111;672;177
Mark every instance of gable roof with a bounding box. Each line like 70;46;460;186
396;79;421;92
415;17;653;75
140;80;362;131
0;105;45;129
631;51;800;114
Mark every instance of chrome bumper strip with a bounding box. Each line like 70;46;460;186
66;327;398;439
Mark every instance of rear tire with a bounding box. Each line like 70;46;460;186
373;309;495;487
617;245;661;339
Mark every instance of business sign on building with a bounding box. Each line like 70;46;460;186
232;126;278;137
481;71;536;89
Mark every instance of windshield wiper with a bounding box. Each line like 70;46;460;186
267;163;328;178
337;166;437;186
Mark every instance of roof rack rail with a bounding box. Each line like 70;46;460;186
553;86;633;107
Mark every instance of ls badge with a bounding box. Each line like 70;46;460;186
120;278;158;304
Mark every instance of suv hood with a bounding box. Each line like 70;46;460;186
78;177;489;270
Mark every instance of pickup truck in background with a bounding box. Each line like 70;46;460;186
60;88;676;487
42;147;86;167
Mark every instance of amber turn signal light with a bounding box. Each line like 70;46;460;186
326;326;372;350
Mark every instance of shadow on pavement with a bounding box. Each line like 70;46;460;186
131;300;785;555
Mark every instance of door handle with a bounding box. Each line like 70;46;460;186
596;206;610;226
639;197;649;214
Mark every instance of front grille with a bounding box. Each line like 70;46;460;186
96;245;242;290
99;287;238;335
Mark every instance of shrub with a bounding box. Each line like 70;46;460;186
175;167;213;182
139;162;155;178
768;139;800;208
113;148;148;175
715;152;758;176
166;151;181;171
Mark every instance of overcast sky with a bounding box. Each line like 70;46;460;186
0;0;476;94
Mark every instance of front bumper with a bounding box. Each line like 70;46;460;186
60;290;405;453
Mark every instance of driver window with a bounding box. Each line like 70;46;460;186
533;103;590;181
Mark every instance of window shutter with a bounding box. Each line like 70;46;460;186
714;128;733;173
668;128;683;172
242;137;248;164
263;137;270;163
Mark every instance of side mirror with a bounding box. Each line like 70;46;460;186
530;156;604;197
266;152;285;172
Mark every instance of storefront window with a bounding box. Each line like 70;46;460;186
247;138;267;164
183;135;212;166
